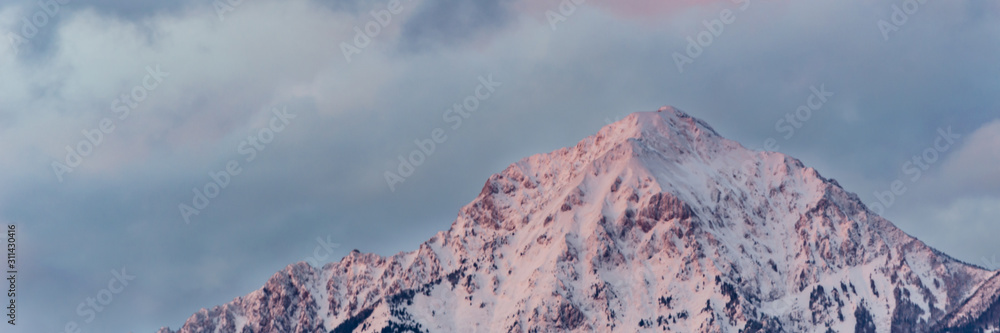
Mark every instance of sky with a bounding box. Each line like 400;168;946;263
0;0;998;332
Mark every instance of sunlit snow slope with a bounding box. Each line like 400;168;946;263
156;108;1000;333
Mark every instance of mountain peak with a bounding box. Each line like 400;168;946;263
599;107;721;145
497;107;733;191
156;107;1000;333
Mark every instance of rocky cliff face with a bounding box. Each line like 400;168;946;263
156;108;1000;333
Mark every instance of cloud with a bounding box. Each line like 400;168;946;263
1;0;360;179
65;0;196;19
513;0;729;22
869;120;1000;270
938;119;1000;196
2;0;1000;332
399;0;515;51
593;0;736;19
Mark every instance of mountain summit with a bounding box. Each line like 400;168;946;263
157;108;1000;333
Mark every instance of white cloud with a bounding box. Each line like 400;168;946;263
885;120;1000;267
938;119;1000;196
0;0;370;181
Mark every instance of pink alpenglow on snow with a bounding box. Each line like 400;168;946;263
155;107;1000;333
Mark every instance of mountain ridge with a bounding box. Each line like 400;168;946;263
156;107;1000;333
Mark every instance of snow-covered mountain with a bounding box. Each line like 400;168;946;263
155;108;1000;333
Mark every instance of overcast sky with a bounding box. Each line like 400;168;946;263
2;0;998;332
